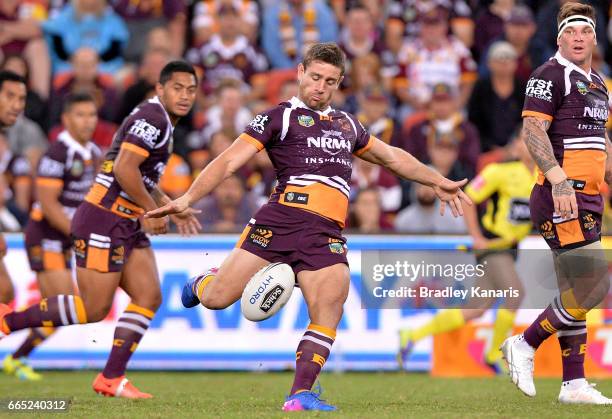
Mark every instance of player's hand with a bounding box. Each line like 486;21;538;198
170;208;202;236
145;194;191;218
0;233;7;258
142;216;169;235
432;178;473;217
552;179;577;220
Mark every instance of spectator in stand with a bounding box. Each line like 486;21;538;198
342;53;386;114
347;187;393;233
473;0;516;62
386;0;474;51
393;7;477;118
197;81;252;147
0;0;50;100
400;83;480;179
187;4;267;97
191;0;260;46
395;181;467;233
338;5;394;92
43;0;129;75
532;0;607;67
111;0;186;62
1;55;49;131
468;41;525;153
49;48;119;126
193;174;259;232
350;158;401;213
479;5;537;84
0;130;31;227
262;0;339;69
115;48;171;123
355;84;399;146
329;0;387;28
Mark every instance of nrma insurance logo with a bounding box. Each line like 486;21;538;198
307;130;351;156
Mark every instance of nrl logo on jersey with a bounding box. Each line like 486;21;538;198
576;81;588;95
297;115;315;127
307;130;351;155
525;78;553;102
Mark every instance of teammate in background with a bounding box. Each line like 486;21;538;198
2;93;100;381
0;71;27;305
501;2;612;404
146;42;471;411
0;62;201;398
398;132;535;373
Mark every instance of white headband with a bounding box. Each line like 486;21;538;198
557;15;596;38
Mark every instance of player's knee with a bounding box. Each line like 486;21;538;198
83;300;112;323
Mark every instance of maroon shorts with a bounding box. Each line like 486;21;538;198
530;184;602;250
71;202;150;273
236;203;348;274
24;219;72;272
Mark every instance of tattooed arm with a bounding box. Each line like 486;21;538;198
522;116;577;219
605;131;612;185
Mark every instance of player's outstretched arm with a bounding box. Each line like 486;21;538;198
357;137;472;217
522;116;577;220
605;131;612;185
151;187;202;236
145;138;259;218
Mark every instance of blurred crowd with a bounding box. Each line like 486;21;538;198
0;0;611;234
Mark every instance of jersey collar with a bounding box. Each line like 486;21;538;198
290;96;333;116
553;51;592;81
149;95;175;132
58;130;96;160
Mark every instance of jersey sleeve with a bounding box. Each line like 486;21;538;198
121;110;169;157
522;65;563;122
352;117;375;156
36;144;66;187
238;106;283;151
465;164;502;204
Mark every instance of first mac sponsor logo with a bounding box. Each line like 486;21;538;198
525;78;553;102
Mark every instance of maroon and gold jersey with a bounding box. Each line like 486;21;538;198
522;52;609;198
30;130;100;222
238;96;374;227
85;96;174;219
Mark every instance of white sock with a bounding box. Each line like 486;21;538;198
562;378;587;391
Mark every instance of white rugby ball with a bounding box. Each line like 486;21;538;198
241;262;295;321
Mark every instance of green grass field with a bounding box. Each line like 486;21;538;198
1;371;611;418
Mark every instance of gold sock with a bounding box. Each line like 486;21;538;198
485;308;516;363
411;309;465;342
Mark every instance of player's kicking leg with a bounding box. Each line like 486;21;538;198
282;263;349;412
3;269;73;381
181;248;270;309
89;247;162;399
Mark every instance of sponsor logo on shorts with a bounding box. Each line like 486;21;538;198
259;285;285;313
284;192;309;204
249;226;273;248
73;239;86;258
525;78;553;102
576;80;588;95
297;115;315;127
28;245;42;263
540;221;556;240
582;213;596;231
111;246;125;264
567;179;586;191
329;242;345;254
248;114;270;134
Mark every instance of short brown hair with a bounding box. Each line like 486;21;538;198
557;2;596;26
302;43;346;76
